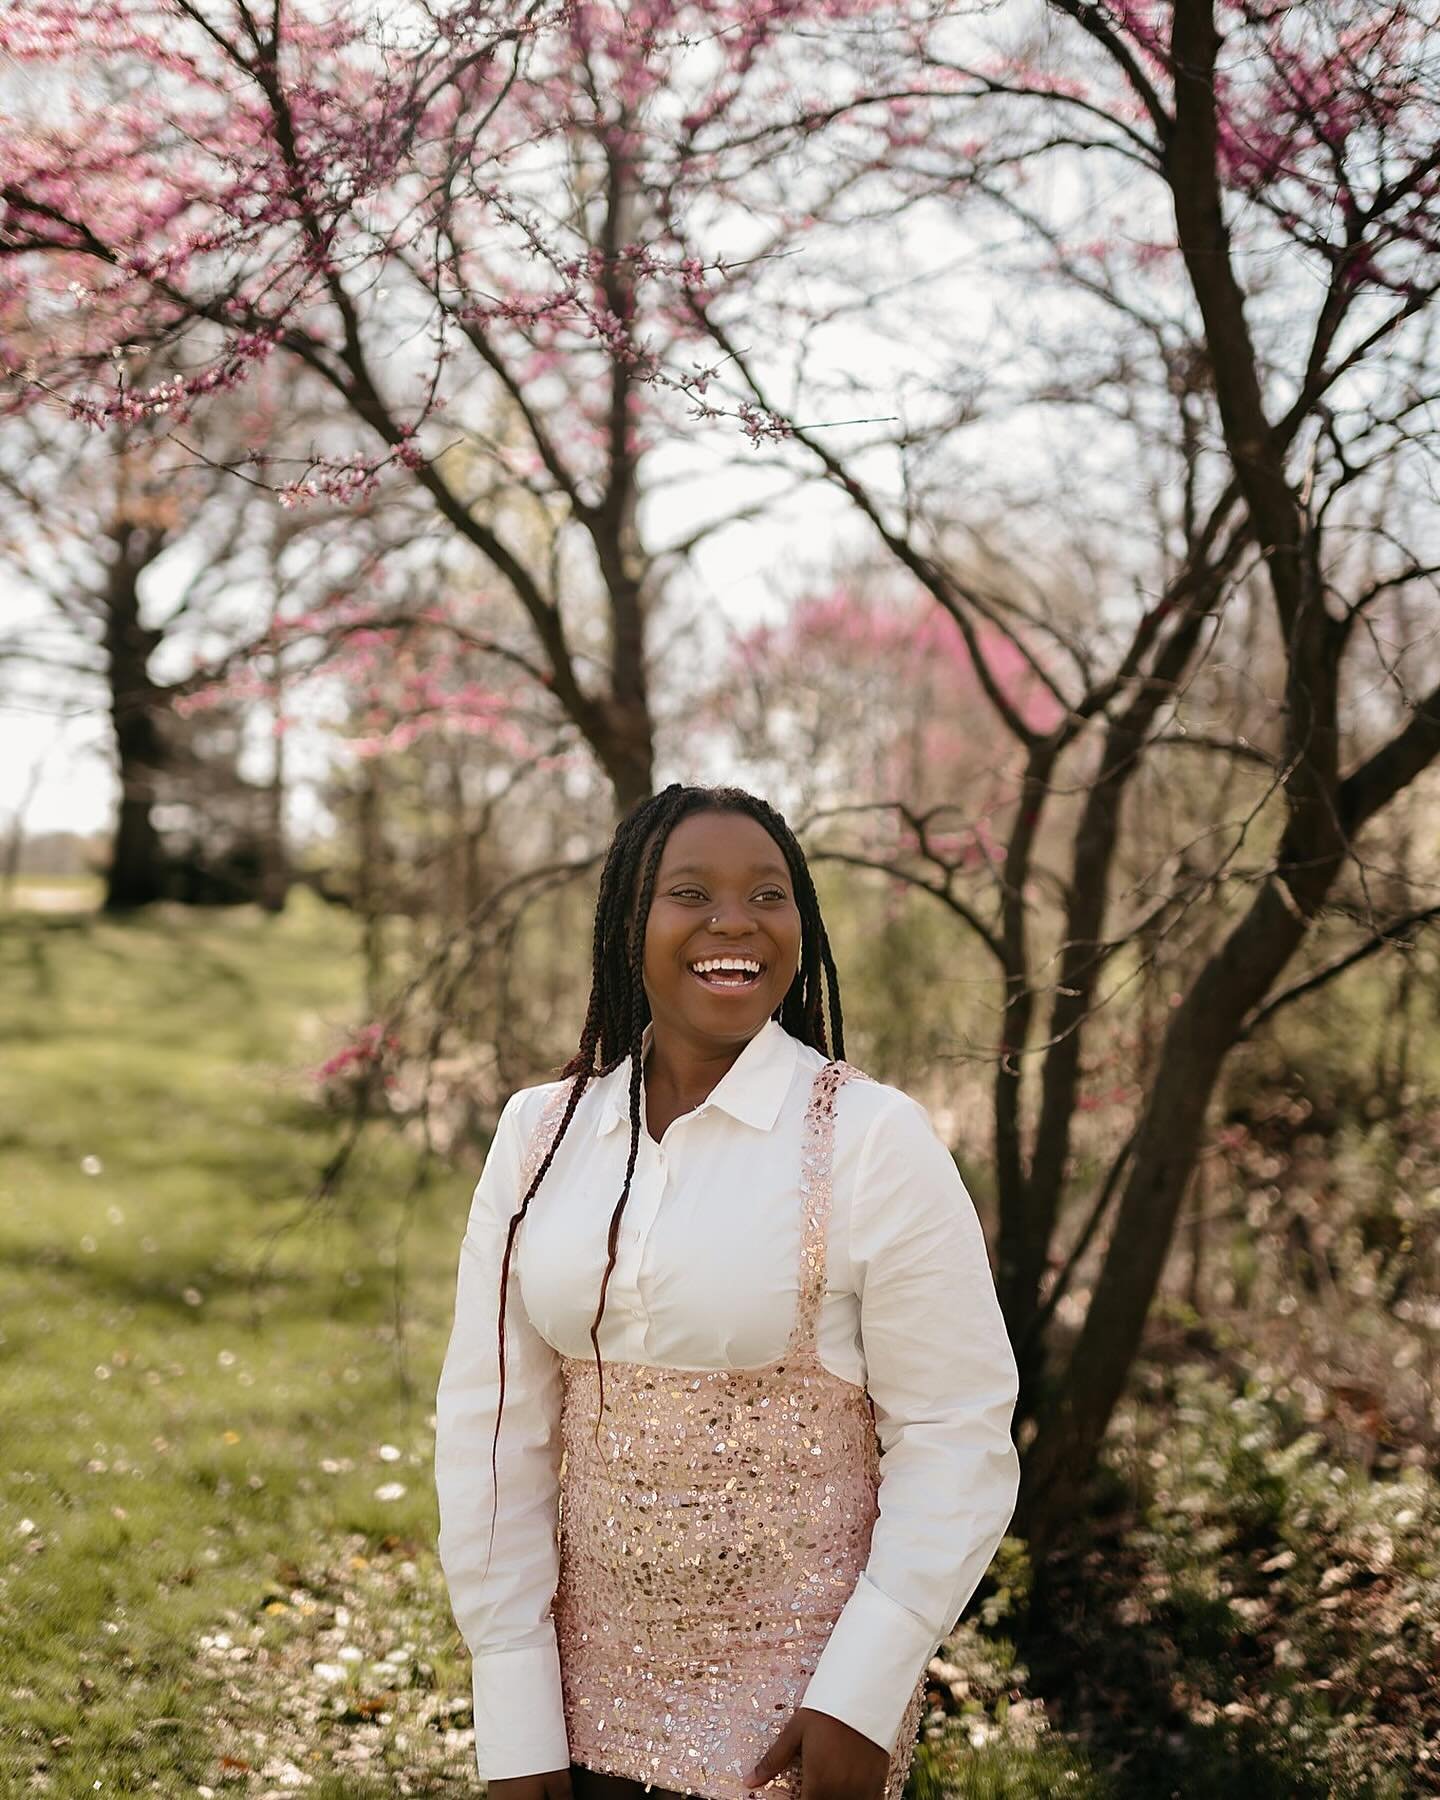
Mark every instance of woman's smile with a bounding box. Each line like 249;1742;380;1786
687;951;766;991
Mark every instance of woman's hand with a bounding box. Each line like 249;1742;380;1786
743;1706;889;1800
487;1771;573;1800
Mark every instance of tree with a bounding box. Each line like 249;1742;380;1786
685;0;1440;1540
7;0;1439;1546
0;397;287;908
0;0;888;811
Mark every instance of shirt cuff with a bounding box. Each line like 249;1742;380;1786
472;1634;570;1779
799;1575;936;1755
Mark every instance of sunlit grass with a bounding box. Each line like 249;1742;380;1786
0;894;481;1795
2;873;106;912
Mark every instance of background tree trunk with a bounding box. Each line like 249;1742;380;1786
101;531;168;912
256;640;291;914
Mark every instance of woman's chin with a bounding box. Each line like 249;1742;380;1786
673;975;777;1033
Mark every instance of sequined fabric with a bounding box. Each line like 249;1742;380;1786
515;1061;929;1800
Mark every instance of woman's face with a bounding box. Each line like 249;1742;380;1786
638;809;803;1050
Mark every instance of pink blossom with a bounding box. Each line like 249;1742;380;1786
313;1021;401;1088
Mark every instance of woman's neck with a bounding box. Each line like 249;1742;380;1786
642;1022;752;1135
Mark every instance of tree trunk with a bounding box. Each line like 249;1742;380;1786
589;692;656;815
102;548;167;912
1017;839;1331;1540
356;762;387;1015
257;645;291;914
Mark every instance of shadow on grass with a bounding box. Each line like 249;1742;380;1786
0;907;276;1018
0;1239;397;1330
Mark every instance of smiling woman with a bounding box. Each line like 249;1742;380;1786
434;784;1021;1800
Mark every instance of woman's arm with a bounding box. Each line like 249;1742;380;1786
799;1089;1022;1755
435;1088;569;1781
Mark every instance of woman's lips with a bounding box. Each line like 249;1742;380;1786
687;961;765;992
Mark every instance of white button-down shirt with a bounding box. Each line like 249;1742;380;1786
435;1017;1021;1781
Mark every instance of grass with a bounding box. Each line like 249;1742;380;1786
0;893;482;1796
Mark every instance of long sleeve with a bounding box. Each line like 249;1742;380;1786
435;1087;569;1779
799;1092;1021;1754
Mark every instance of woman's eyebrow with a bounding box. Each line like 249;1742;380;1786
664;861;789;879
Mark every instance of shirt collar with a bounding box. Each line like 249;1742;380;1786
594;1016;800;1139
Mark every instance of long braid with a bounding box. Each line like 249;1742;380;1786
586;811;673;1443
482;783;845;1576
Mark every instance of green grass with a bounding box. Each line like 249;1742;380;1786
0;894;481;1796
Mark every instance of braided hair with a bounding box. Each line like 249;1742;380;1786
480;782;846;1578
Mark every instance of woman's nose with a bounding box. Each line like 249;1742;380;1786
706;899;757;932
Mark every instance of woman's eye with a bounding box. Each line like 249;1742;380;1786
669;886;786;902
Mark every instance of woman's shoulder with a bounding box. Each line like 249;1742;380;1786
825;1065;976;1237
781;1036;936;1130
498;1071;582;1142
793;1042;945;1148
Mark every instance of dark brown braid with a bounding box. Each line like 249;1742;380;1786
479;783;846;1580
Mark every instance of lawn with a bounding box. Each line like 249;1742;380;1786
0;893;484;1797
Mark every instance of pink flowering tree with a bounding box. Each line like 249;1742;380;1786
0;0;899;811
683;0;1440;1536
724;583;1065;811
300;597;579;941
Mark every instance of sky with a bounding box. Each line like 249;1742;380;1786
1;703;110;837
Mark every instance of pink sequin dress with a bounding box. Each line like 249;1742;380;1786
514;1059;929;1800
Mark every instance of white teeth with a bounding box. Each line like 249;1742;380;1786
690;956;762;975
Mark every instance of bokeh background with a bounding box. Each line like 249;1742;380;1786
2;2;1438;1795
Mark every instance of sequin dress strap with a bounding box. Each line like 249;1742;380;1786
785;1058;872;1359
516;1076;582;1195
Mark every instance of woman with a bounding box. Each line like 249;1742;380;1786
435;784;1021;1800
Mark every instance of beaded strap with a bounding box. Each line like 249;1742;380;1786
517;1076;580;1197
786;1059;871;1359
